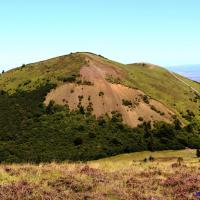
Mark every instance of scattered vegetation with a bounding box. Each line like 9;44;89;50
182;109;196;121
138;117;144;121
177;157;183;165
106;75;121;84
122;99;132;107
150;105;165;116
124;63;200;123
58;74;77;83
143;95;150;104
70;89;74;93
81;80;93;85
0;53;86;93
21;64;26;69
149;155;155;162
0;53;200;164
99;91;104;97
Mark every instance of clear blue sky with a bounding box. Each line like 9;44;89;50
0;0;200;71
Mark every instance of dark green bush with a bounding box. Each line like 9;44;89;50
58;74;76;83
99;91;104;96
122;99;132;107
138;117;144;121
143;95;150;104
196;149;200;158
0;84;199;163
73;137;83;146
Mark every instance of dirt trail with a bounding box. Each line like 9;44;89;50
168;70;200;96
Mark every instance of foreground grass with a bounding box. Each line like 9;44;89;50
0;149;199;200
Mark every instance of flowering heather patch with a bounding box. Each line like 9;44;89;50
0;149;199;200
161;173;200;199
48;175;93;193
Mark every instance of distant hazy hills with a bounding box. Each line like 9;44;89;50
168;64;200;82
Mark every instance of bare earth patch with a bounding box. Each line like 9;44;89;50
45;55;174;127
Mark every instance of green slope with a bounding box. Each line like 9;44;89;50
0;53;86;93
121;63;200;122
0;52;200;163
77;53;200;122
1;52;199;123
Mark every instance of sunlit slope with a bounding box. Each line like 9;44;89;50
123;63;200;120
43;53;174;126
0;53;86;93
0;53;200;163
0;52;199;123
175;73;200;92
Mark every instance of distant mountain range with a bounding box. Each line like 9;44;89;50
167;64;200;82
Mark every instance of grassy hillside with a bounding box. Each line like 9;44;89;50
95;148;196;170
2;87;199;163
175;72;200;92
74;53;200;122
1;53;199;123
0;52;200;163
0;149;199;200
123;63;200;122
0;53;86;93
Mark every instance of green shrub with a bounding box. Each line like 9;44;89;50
81;80;93;85
70;89;74;93
58;74;76;83
0;90;6;95
99;91;104;96
197;149;200;158
122;99;132;107
143;158;147;162
0;84;199;163
138;117;144;121
143;95;150;104
149;156;155;162
177;157;183;165
73;137;83;146
23;80;31;86
21;64;26;69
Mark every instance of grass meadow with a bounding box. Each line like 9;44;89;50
0;149;199;200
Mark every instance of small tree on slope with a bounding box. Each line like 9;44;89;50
196;149;200;158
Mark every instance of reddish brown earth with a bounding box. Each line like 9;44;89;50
45;54;174;127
